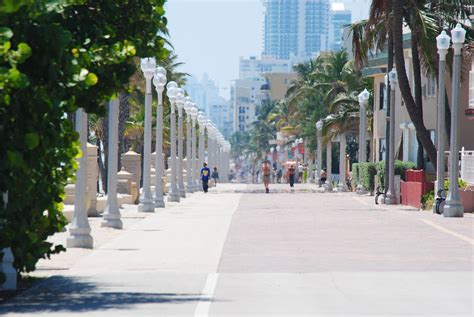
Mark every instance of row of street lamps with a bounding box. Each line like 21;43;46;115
312;24;466;218
67;57;231;249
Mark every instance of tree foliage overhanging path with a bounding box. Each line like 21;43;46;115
0;0;169;276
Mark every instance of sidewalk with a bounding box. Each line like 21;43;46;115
1;183;472;316
0;186;242;316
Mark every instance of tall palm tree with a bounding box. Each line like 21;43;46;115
350;0;472;169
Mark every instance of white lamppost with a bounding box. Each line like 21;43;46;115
324;116;334;192
102;98;123;229
219;135;227;181
434;30;449;213
67;108;93;248
316;120;323;186
153;66;167;208
197;112;207;190
385;69;398;205
175;88;186;198
444;23;466;218
166;81;180;202
294;139;299;164
337;131;348;192
207;121;214;169
138;57;156;213
190;105;199;191
184;97;194;193
224;141;230;182
357;89;370;194
276;145;281;171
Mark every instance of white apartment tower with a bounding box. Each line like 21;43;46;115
263;0;330;60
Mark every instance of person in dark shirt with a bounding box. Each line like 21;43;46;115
289;165;296;191
201;163;211;193
212;167;219;187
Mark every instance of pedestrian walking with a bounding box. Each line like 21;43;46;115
320;169;327;187
289;164;296;191
262;161;271;193
303;164;308;183
277;169;282;183
211;167;219;187
297;163;303;183
201;162;211;193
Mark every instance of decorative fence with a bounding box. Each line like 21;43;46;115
461;148;474;184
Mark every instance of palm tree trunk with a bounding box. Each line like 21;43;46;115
392;0;437;168
410;22;425;169
384;0;393;192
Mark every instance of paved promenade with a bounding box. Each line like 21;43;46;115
1;183;473;316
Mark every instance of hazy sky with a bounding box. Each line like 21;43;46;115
165;0;370;99
166;0;263;97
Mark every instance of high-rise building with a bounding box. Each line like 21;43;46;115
185;74;232;136
239;55;292;80
329;3;351;51
232;77;267;133
263;0;330;60
330;0;369;22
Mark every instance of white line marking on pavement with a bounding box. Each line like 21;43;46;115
422;219;474;245
194;273;219;317
352;196;371;206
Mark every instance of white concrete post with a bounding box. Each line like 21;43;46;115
337;133;348;192
153;68;166;208
198;121;205;191
138;58;156;212
192;115;199;191
86;143;98;216
357;89;369;194
207;128;213;169
325;140;333;192
167;83;180;202
434;31;449;213
385;69;398;205
444;24;466;217
185;113;194;193
176;93;186;198
316;121;323;186
102;99;123;229
67;108;93;248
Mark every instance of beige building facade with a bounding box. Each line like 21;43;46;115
365;34;474;169
261;72;298;101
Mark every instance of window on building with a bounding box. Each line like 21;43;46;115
426;75;436;98
379;83;386;110
379;138;386;161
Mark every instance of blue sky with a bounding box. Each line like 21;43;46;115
166;0;264;97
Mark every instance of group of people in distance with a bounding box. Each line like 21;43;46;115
261;161;308;193
200;163;219;193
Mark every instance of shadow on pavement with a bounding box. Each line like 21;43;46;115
0;276;208;313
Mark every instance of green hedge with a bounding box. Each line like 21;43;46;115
352;163;359;186
357;162;377;193
352;160;416;193
376;161;416;191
